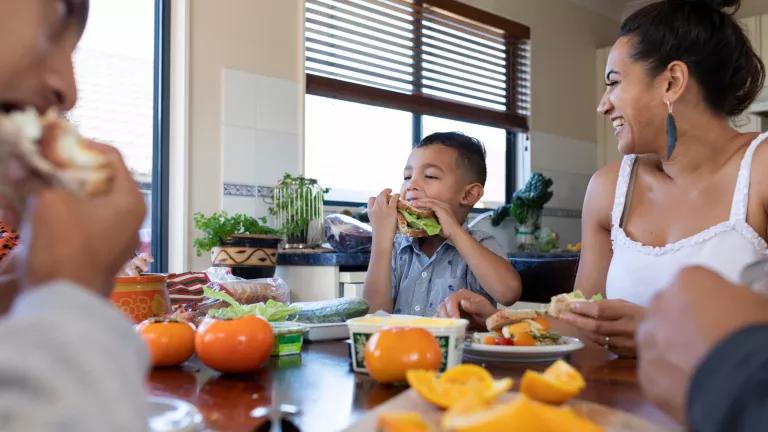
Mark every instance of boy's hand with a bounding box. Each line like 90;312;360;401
409;198;462;240
367;189;399;242
436;289;498;330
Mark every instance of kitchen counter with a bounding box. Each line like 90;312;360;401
277;250;579;267
276;250;581;302
277;251;369;269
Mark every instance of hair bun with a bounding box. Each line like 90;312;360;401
691;0;741;12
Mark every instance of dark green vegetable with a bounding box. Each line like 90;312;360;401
491;172;554;226
291;297;370;324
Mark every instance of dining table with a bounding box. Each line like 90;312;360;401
147;318;682;432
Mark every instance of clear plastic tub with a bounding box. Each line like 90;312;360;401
270;322;306;356
346;314;469;374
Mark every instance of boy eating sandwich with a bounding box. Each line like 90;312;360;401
363;132;522;317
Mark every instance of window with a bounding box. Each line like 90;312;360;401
421;115;507;206
305;95;413;202
304;0;530;207
68;0;170;270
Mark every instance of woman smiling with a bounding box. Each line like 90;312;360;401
562;0;767;356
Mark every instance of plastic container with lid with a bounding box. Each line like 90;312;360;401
346;314;469;374
270;322;307;356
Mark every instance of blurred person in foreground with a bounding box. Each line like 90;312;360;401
638;266;768;431
0;1;150;430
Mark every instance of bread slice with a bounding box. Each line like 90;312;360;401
547;293;575;318
396;198;435;218
0;108;113;212
485;308;540;332
396;198;437;238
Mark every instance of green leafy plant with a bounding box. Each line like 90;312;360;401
269;173;329;243
491;173;554;226
203;286;299;321
193;211;281;256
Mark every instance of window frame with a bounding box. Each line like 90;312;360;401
305;0;528;207
151;0;171;272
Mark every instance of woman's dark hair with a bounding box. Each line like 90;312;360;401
416;132;487;186
619;0;765;116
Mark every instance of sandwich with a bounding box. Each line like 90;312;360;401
485;308;541;332
547;290;603;318
0;107;113;214
396;199;441;237
482;307;561;346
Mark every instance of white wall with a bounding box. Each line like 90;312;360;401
460;0;619;245
185;0;304;270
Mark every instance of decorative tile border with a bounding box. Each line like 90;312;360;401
542;207;582;219
221;185;583;220
223;183;257;197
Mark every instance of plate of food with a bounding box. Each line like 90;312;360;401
463;298;590;363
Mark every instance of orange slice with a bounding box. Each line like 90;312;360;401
520;360;586;404
378;411;431;432
511;331;536;346
406;365;513;409
438;364;494;389
442;395;603;432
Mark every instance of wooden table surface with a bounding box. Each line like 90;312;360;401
147;330;681;432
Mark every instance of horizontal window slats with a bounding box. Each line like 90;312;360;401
306;36;413;69
305;0;530;131
421;54;505;81
305;26;412;59
309;0;413;35
306;66;412;93
305;9;412;46
306;45;413;75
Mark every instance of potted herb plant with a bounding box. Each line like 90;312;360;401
269;173;329;248
193;211;283;279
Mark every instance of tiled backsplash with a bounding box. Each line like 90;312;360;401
220;69;301;218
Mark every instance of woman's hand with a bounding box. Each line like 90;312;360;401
558;299;646;357
436;289;498;331
367;189;399;242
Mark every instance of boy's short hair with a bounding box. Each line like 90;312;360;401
416;132;487;186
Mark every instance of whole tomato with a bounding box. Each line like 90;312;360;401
136;318;196;367
364;327;442;383
195;315;273;373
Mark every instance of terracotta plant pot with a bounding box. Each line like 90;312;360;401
211;234;282;279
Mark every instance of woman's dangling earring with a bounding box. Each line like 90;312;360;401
665;99;677;159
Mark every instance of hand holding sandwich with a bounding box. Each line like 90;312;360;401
409;197;460;240
367;189;399;242
558;298;645;357
21;143;146;296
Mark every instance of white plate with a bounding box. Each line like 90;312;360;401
302;322;349;341
463;336;584;363
147;395;204;432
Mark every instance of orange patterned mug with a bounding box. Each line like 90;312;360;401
111;274;170;323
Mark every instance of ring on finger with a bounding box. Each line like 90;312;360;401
603;336;611;349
